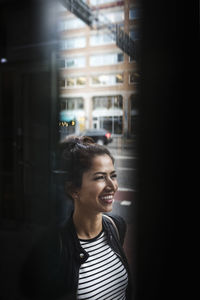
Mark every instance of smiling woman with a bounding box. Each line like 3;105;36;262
73;154;118;223
20;136;132;300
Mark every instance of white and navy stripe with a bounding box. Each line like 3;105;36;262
77;231;128;300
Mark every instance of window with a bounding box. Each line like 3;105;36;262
129;7;141;20
130;29;140;41
76;76;86;86
65;98;75;110
118;53;124;62
93;95;122;109
59;59;65;68
59;57;86;68
60;77;87;88
90;0;117;5
129;72;140;84
98;10;124;23
58;18;86;31
92;95;123;134
91;73;123;86
66;56;86;68
90;33;114;46
60;97;84;111
66;78;75;87
60;37;86;50
59;79;65;88
66;76;87;87
116;73;123;83
90;52;124;66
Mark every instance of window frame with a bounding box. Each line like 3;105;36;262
90;73;124;87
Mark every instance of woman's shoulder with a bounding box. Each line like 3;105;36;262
103;213;127;244
104;213;126;227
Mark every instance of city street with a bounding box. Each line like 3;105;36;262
107;140;138;223
107;139;138;268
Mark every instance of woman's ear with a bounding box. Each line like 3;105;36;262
65;182;79;200
71;191;80;201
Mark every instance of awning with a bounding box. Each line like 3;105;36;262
59;111;75;122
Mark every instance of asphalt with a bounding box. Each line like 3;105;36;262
108;136;137;150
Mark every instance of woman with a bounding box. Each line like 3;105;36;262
20;136;132;300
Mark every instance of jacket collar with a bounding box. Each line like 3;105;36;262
60;213;89;263
59;212;113;247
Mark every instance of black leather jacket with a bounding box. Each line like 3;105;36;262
20;213;132;300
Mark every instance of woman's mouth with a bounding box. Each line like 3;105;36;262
99;194;114;204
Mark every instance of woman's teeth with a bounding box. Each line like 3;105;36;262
100;195;113;202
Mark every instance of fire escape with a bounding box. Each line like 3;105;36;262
59;0;138;60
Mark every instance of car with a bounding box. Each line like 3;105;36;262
80;128;113;145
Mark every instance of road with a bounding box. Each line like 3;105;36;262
107;145;138;224
107;143;138;268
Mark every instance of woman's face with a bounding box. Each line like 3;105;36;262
74;154;118;214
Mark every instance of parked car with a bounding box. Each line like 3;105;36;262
80;128;113;145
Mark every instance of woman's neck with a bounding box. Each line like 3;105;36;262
73;209;102;240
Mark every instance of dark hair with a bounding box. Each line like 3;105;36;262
58;136;114;197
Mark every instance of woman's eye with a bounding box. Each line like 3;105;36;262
94;174;117;181
111;174;117;179
94;176;105;180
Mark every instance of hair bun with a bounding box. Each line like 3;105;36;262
59;136;95;158
61;136;94;149
80;136;95;145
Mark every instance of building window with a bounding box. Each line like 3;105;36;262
58;18;86;31
91;73;123;86
129;72;140;84
59;59;65;68
59;78;66;88
66;56;86;68
129;28;140;41
118;53;124;62
60;37;86;50
129;7;141;20
116;73;123;83
98;10;124;23
90;33;114;46
66;76;87;87
93;95;122;109
76;76;86;86
59;57;85;68
60;97;84;111
66;78;75;87
90;52;124;66
90;0;117;5
92;95;123;134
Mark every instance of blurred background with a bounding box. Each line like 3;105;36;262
0;0;183;299
0;0;139;226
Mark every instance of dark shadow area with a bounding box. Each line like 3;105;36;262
134;0;197;299
0;1;66;299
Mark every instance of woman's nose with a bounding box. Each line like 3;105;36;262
106;177;118;191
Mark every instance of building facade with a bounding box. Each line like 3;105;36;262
57;0;140;139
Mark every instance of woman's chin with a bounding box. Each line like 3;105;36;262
101;203;113;213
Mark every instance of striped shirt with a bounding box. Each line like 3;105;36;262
77;231;128;300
